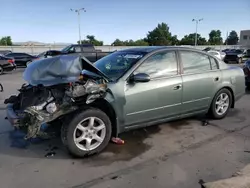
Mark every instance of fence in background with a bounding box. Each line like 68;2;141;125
0;45;242;55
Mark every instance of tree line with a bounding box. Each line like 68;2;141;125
1;22;239;46
78;22;239;46
0;36;12;46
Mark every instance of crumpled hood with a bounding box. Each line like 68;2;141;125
23;55;109;86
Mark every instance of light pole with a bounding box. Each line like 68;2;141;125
70;8;86;45
192;18;203;47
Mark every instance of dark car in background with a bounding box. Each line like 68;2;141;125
38;50;61;58
224;49;245;64
0;50;12;56
242;49;250;63
0;55;16;75
243;60;250;88
4;52;37;67
60;44;113;62
26;50;62;66
27;44;113;66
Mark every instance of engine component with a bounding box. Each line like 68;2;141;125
32;96;54;111
46;102;57;114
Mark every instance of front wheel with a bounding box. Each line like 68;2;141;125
209;88;232;119
61;108;112;158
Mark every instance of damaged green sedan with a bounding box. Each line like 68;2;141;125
5;47;245;157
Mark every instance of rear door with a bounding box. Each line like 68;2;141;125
178;50;222;116
124;50;183;126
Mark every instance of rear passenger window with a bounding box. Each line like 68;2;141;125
180;51;211;74
210;57;219;70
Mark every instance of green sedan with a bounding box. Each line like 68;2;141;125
61;46;245;157
5;46;245;157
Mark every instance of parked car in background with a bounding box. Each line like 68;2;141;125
222;48;231;53
0;55;16;75
26;50;62;66
5;46;245;157
207;50;226;60
202;47;216;52
242;49;250;63
224;49;245;64
243;60;250;88
60;44;113;62
27;44;114;65
4;52;37;67
0;50;12;56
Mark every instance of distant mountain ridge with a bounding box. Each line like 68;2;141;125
13;41;72;46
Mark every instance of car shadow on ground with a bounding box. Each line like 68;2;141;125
0;116;205;163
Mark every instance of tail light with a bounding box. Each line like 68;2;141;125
7;59;14;64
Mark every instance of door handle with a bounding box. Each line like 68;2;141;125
214;77;219;81
173;84;182;90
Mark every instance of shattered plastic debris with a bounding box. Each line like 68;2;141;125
44;145;59;157
45;151;56;157
111;137;125;145
201;119;209;126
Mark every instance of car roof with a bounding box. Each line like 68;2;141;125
118;46;202;53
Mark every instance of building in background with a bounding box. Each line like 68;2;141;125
239;30;250;47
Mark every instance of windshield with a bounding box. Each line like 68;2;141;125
61;45;72;52
37;51;46;57
84;51;147;81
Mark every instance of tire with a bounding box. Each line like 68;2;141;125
0;66;3;75
209;88;232;119
61;108;112;158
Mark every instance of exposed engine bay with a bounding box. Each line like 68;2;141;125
5;77;107;139
4;55;108;139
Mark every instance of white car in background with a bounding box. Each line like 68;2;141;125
207;50;226;60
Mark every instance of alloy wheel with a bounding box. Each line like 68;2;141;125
215;93;230;116
73;117;106;151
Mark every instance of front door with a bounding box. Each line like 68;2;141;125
179;50;221;115
124;50;182;126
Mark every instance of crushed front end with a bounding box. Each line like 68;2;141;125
4;55;108;140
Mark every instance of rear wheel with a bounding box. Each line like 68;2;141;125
0;66;3;75
209;88;232;119
61;108;112;158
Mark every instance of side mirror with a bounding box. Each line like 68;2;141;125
131;73;151;83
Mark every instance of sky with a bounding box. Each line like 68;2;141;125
0;0;249;45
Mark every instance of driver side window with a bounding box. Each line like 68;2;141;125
134;51;178;79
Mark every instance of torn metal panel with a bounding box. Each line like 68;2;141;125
5;56;109;139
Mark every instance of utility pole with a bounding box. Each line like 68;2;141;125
192;18;203;47
225;31;228;46
70;8;86;45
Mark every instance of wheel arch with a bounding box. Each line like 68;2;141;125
88;99;118;137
